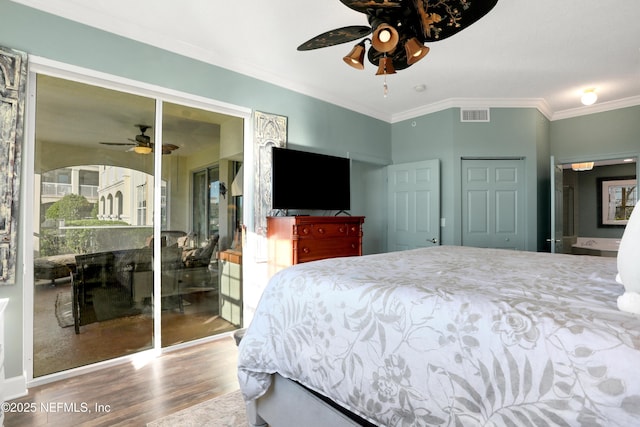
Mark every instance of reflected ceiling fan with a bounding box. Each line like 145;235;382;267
298;0;499;80
99;124;179;155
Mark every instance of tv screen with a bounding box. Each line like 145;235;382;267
271;147;351;211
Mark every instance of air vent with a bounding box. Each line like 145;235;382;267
460;108;490;122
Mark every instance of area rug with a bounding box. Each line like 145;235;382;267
147;389;248;427
55;292;74;328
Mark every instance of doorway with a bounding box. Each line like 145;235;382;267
30;72;245;379
557;157;637;255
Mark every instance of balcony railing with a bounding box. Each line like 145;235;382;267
41;183;98;199
42;182;72;197
79;185;99;198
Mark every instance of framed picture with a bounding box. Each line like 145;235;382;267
598;177;637;226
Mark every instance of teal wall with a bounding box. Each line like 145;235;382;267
392;108;550;250
1;0;638;384
0;0;390;381
550;105;640;163
551;105;639;241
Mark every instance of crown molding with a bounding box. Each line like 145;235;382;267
390;98;553;123
551;95;640;121
14;1;638;125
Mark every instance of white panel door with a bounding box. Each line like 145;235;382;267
462;159;525;250
387;159;440;252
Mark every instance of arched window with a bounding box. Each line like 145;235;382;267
115;191;123;219
100;196;106;218
107;194;113;218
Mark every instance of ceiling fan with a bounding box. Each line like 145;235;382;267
99;124;179;155
298;0;499;74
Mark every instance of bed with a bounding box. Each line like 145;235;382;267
237;245;640;427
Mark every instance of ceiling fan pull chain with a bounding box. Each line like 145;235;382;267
383;54;389;98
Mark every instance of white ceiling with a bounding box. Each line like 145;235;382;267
11;0;640;122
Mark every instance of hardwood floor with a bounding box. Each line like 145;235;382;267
5;336;241;427
34;277;235;377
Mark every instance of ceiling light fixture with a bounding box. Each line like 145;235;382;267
297;1;499;96
581;88;598;106
571;162;595;171
376;54;395;97
405;38;430;65
371;23;399;53
133;144;152;155
342;40;367;70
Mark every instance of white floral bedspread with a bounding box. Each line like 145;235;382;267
237;246;640;426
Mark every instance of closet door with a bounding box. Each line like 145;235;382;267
461;158;526;250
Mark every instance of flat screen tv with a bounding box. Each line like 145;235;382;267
271;147;350;211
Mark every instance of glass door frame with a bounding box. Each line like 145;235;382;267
23;57;251;387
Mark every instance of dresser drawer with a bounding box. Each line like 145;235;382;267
296;222;351;239
268;216;364;277
297;237;360;263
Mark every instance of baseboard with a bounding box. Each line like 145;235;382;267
4;374;27;401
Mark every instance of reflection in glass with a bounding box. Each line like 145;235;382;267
32;75;241;378
160;102;236;348
33;74;157;377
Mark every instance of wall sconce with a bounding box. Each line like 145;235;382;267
581;88;598;106
219;182;227;199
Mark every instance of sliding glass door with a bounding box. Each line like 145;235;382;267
33;75;157;376
159;103;235;347
32;76;241;378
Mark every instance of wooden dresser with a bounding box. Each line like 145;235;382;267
267;216;365;276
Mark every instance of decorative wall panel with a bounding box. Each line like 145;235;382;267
0;46;27;285
253;111;287;259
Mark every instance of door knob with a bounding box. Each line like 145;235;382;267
429;238;438;244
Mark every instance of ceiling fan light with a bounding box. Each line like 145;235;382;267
581;89;597;106
343;43;366;70
372;23;399;53
134;144;152;154
405;38;430;65
375;56;396;76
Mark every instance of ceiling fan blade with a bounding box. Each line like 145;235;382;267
99;142;135;146
162;144;179;151
340;0;403;14
411;0;499;42
297;26;372;51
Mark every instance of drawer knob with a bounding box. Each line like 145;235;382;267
302;247;310;254
339;227;345;233
318;228;325;234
